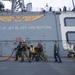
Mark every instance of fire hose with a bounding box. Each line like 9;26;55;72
0;44;16;62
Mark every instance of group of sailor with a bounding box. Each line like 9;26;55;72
14;40;62;63
14;41;47;63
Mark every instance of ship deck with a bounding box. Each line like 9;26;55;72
0;57;75;75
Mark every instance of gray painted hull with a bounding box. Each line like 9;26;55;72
0;12;75;57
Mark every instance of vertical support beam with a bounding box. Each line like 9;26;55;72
72;0;75;8
4;0;25;12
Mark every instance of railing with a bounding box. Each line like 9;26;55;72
32;7;72;12
0;6;74;13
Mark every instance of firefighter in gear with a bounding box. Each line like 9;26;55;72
54;41;62;63
14;41;22;61
37;42;47;61
29;44;35;60
21;41;31;62
34;47;40;61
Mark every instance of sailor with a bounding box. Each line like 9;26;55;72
29;44;35;60
73;44;75;51
21;41;31;62
14;41;22;61
54;41;62;63
63;6;67;11
37;42;47;61
34;47;40;61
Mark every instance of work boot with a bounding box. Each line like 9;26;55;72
20;59;24;62
14;59;18;61
44;60;48;62
29;60;31;63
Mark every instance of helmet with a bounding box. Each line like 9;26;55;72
30;44;33;47
19;41;22;44
23;40;26;43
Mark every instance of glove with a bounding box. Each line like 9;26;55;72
14;48;17;50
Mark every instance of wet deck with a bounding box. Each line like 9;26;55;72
0;57;75;75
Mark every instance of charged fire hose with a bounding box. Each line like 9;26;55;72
0;44;16;62
0;49;16;62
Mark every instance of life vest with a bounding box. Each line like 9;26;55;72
38;44;43;52
30;47;35;53
17;44;22;51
